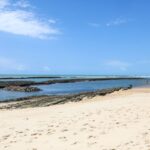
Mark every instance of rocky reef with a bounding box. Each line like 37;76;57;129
0;76;141;92
4;86;41;92
0;77;144;90
0;86;132;109
0;81;35;88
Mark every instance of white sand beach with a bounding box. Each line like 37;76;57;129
0;88;150;150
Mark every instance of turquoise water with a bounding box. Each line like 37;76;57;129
0;76;149;101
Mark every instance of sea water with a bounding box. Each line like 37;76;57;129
0;75;149;101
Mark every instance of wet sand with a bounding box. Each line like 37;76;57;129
0;88;150;150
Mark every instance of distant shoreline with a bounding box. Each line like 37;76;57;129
0;77;146;88
0;76;62;80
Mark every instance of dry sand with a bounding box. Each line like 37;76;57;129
0;88;150;150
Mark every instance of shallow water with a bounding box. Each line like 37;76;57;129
0;78;149;101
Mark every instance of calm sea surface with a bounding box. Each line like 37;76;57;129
0;75;149;101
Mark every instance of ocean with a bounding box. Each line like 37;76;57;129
0;75;149;101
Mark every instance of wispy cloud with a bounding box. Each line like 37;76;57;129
88;22;100;28
106;18;129;27
13;0;31;8
43;66;51;72
106;60;131;71
105;59;150;72
0;0;9;8
89;18;131;29
0;0;60;39
137;60;150;64
0;57;26;71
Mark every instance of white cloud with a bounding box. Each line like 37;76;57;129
0;57;26;71
0;0;60;39
106;60;131;71
106;18;129;27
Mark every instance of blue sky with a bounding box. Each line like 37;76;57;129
0;0;150;75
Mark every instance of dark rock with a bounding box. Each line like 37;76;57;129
122;84;133;90
43;78;145;85
4;86;41;92
0;81;35;88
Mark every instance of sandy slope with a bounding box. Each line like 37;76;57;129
0;88;150;150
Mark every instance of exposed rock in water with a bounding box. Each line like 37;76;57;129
0;77;145;89
4;86;41;92
0;81;35;88
0;86;132;109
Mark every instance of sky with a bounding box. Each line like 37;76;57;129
0;0;150;75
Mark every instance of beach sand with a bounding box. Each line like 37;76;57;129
0;88;150;150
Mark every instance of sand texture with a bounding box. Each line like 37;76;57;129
0;88;150;150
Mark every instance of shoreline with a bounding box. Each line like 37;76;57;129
0;86;132;109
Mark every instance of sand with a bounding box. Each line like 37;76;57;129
0;88;150;150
